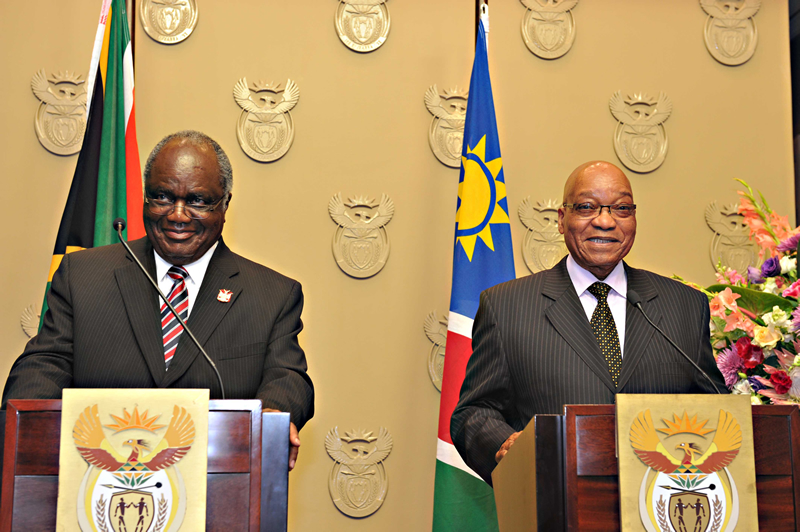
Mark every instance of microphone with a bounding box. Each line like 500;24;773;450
112;218;225;399
627;289;721;394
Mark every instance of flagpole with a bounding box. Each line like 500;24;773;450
476;0;489;49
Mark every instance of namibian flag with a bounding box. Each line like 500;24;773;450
38;0;143;330
431;19;516;532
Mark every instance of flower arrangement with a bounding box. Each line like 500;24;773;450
685;180;800;405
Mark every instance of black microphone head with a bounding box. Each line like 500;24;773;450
113;218;126;231
627;289;642;306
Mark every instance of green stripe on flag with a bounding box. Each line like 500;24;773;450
94;0;129;247
432;460;499;531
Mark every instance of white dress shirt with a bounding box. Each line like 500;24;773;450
154;242;218;318
565;254;628;356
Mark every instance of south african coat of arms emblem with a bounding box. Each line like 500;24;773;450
31;69;87;156
424;84;468;168
519;0;579;59
233;77;300;163
609;91;672;174
334;0;391;53
329;193;394;278
700;0;760;66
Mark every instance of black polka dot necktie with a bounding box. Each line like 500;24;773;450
587;282;622;386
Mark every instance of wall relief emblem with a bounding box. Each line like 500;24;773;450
609;91;672;173
329;193;394;278
424;85;468;168
31;69;86;156
519;197;567;273
140;0;198;44
233;77;299;163
20;304;39;338
705;201;758;274
423;311;448;392
335;0;390;53
700;0;760;66
519;0;578;59
325;427;393;518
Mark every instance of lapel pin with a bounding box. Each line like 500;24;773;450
217;289;232;303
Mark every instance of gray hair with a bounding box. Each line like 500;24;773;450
143;130;233;207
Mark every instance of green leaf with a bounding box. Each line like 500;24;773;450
707;284;797;316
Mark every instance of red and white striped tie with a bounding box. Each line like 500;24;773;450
162;266;189;368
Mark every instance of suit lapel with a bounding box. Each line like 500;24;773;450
617;264;660;390
115;238;167;386
543;258;617;393
162;240;242;387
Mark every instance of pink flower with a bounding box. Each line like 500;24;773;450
783;279;800;298
724;311;755;334
770;371;793;395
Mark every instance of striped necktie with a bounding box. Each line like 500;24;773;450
587;282;622;386
162;266;189;369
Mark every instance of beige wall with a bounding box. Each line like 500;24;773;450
0;1;793;530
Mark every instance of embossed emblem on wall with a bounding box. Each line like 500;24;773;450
519;0;578;59
519;197;568;273
20;304;39;338
700;0;760;66
423;312;448;391
325;427;393;518
609;91;672;174
31;69;86;156
424;85;468;168
139;0;197;44
705;201;758;274
335;0;391;53
233;78;299;163
140;0;198;44
329;193;394;278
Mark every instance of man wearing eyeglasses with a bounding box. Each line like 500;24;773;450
3;131;314;470
451;160;725;484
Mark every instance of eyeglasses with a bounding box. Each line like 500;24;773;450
562;203;636;219
145;195;226;220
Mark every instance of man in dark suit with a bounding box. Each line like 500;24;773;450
451;160;725;484
3;131;313;469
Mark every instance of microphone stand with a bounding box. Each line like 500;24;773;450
113;219;225;399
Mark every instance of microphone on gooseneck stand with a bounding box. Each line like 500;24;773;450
113;218;226;399
626;289;722;395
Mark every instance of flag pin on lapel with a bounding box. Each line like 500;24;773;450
217;289;232;303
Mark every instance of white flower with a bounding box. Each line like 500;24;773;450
732;379;753;394
780;256;797;274
762;278;781;295
790;367;800;400
751;395;764;405
761;306;792;331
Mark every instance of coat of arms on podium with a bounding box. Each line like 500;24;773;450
57;389;209;532
616;394;758;532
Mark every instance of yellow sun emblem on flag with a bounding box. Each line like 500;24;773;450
455;135;510;261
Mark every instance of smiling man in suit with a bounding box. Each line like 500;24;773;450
451;160;725;484
3;130;314;470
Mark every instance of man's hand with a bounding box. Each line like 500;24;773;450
495;431;522;464
263;408;301;471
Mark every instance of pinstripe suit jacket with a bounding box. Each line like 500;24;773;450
451;257;725;484
2;238;314;429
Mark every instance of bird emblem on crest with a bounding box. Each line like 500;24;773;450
325;427;393;517
700;0;760;65
609;91;672;173
72;405;195;532
519;0;579;59
31;69;87;155
233;77;300;162
424;85;468;168
629;409;743;532
705;201;758;274
329;193;395;278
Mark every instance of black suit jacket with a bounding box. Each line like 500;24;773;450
2;238;314;429
450;257;725;483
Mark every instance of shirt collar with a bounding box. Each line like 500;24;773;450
566;254;627;298
154;241;219;286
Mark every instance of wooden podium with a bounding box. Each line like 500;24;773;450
0;399;289;532
492;404;800;531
